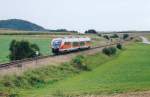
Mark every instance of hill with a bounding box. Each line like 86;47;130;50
0;19;46;31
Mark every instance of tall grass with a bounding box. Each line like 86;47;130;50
0;52;116;96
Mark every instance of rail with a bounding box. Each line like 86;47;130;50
0;40;126;70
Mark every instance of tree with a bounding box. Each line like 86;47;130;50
103;35;110;40
85;29;97;34
9;40;40;60
116;43;122;49
123;34;129;40
110;34;119;38
102;47;117;56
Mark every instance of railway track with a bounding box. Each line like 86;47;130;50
0;41;125;70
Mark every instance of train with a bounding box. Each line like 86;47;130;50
51;37;91;54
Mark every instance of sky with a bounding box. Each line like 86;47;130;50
0;0;150;32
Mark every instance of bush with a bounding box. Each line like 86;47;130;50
123;34;129;40
116;43;122;50
102;47;117;56
85;29;97;34
72;55;89;71
110;34;119;38
103;35;110;40
97;34;102;37
9;40;40;60
9;93;19;97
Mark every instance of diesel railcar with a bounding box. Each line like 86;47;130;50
51;37;91;54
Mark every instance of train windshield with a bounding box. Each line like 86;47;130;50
52;40;62;48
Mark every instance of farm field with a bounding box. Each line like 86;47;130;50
20;43;150;97
0;35;52;63
0;34;106;63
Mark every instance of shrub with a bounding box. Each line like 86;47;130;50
9;40;40;60
98;34;102;37
85;29;97;34
102;47;117;56
116;43;122;50
123;34;129;40
110;34;119;38
103;35;110;40
9;93;19;97
72;55;89;71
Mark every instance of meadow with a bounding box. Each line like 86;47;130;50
0;35;52;63
0;34;106;63
20;43;150;97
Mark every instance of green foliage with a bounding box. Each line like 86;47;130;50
110;34;119;38
97;34;102;37
103;35;110;40
0;50;119;96
24;43;150;96
85;29;97;34
0;35;52;63
9;40;40;60
9;93;19;97
72;55;89;71
102;47;117;56
116;43;122;50
123;34;129;40
0;63;79;90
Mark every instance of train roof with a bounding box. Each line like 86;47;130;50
52;37;91;42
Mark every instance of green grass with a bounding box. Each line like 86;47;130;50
0;49;115;97
0;35;52;63
19;43;150;97
0;34;106;63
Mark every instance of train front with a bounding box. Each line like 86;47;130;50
51;38;62;54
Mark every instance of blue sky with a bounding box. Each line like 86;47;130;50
0;0;150;31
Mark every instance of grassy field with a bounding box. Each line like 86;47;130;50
0;46;115;96
0;34;106;63
0;35;52;63
17;43;150;97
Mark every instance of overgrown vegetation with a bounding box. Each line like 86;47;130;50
123;34;129;40
22;43;150;97
102;47;117;56
103;35;110;40
116;43;122;50
110;34;119;38
9;40;40;60
71;55;89;71
0;51;116;96
0;63;80;96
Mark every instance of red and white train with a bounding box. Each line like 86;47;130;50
51;37;91;54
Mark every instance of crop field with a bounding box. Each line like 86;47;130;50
0;34;106;63
19;43;150;97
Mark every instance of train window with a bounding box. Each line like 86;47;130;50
86;41;90;44
64;42;71;45
80;42;85;46
73;42;79;46
52;40;62;48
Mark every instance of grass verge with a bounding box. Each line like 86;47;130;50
19;43;150;97
0;49;116;97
